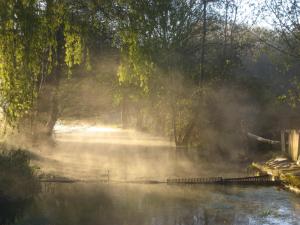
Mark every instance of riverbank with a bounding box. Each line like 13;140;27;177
252;157;300;194
0;145;40;201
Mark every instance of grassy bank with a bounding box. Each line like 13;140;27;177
282;174;300;190
0;146;40;201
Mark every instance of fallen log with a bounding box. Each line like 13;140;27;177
247;132;280;145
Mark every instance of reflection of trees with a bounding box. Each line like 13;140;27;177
5;183;296;225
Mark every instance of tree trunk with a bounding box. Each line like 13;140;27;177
121;95;129;129
34;25;64;138
136;107;144;130
175;106;200;148
44;25;64;136
46;90;59;136
199;0;207;84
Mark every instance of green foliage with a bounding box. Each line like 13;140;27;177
116;0;201;92
0;0;89;125
0;148;40;200
64;22;84;74
114;0;249;146
1;0;299;150
278;77;300;108
282;174;300;189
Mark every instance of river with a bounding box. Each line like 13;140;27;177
1;123;300;225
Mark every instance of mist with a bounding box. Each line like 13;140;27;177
2;0;300;224
25;121;247;182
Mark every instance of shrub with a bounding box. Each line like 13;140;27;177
0;149;40;201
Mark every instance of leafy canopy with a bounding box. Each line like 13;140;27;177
0;0;87;124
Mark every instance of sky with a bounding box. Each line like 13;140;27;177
238;0;274;29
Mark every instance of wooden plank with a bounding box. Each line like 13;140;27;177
289;130;300;161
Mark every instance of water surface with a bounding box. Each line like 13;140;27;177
2;182;300;225
2;123;300;225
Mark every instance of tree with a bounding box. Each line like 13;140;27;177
0;0;111;138
260;0;300;110
114;0;249;147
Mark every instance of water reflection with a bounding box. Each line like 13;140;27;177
3;183;300;225
6;125;298;225
0;199;31;225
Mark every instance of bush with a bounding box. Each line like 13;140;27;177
0;148;40;201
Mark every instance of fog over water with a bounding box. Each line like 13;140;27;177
2;122;300;225
30;122;249;182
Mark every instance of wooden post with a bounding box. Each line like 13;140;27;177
281;130;286;153
288;130;299;161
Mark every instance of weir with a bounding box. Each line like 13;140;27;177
40;174;282;186
166;175;281;185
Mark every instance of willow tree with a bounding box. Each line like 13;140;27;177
116;0;206;144
116;0;244;147
0;0;92;137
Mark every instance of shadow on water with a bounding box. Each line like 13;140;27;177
2;182;300;225
0;198;32;225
